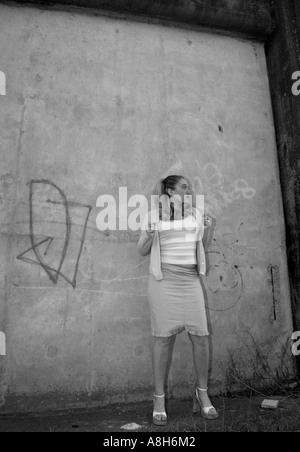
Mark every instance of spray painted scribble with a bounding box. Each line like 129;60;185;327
205;243;244;312
193;161;256;218
17;180;92;288
163;159;256;218
204;223;254;312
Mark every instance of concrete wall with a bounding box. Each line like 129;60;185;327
0;3;294;411
7;0;274;39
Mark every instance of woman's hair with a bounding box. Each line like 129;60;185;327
151;174;196;220
151;175;182;197
152;175;196;202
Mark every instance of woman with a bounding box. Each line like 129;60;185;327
137;175;218;426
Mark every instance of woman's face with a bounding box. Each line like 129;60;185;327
168;178;192;202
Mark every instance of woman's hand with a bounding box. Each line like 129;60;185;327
204;215;213;228
146;223;156;236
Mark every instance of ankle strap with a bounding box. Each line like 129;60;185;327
153;393;165;398
197;387;208;392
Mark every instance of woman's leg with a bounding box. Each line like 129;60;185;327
188;334;213;407
165;335;177;388
152;335;176;413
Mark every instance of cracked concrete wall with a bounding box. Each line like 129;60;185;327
0;3;294;411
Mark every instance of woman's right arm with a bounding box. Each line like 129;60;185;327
137;210;156;256
137;230;154;256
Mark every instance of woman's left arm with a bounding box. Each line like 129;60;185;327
202;214;213;250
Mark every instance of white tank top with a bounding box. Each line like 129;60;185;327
157;214;201;265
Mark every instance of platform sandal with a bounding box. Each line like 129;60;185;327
153;393;168;426
192;387;219;420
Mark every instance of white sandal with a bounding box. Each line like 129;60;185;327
153;393;167;426
193;387;219;420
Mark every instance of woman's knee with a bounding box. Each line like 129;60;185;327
188;333;209;347
154;335;176;347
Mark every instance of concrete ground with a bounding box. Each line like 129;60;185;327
0;393;299;432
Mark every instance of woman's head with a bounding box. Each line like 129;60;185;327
150;175;196;221
152;175;195;203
